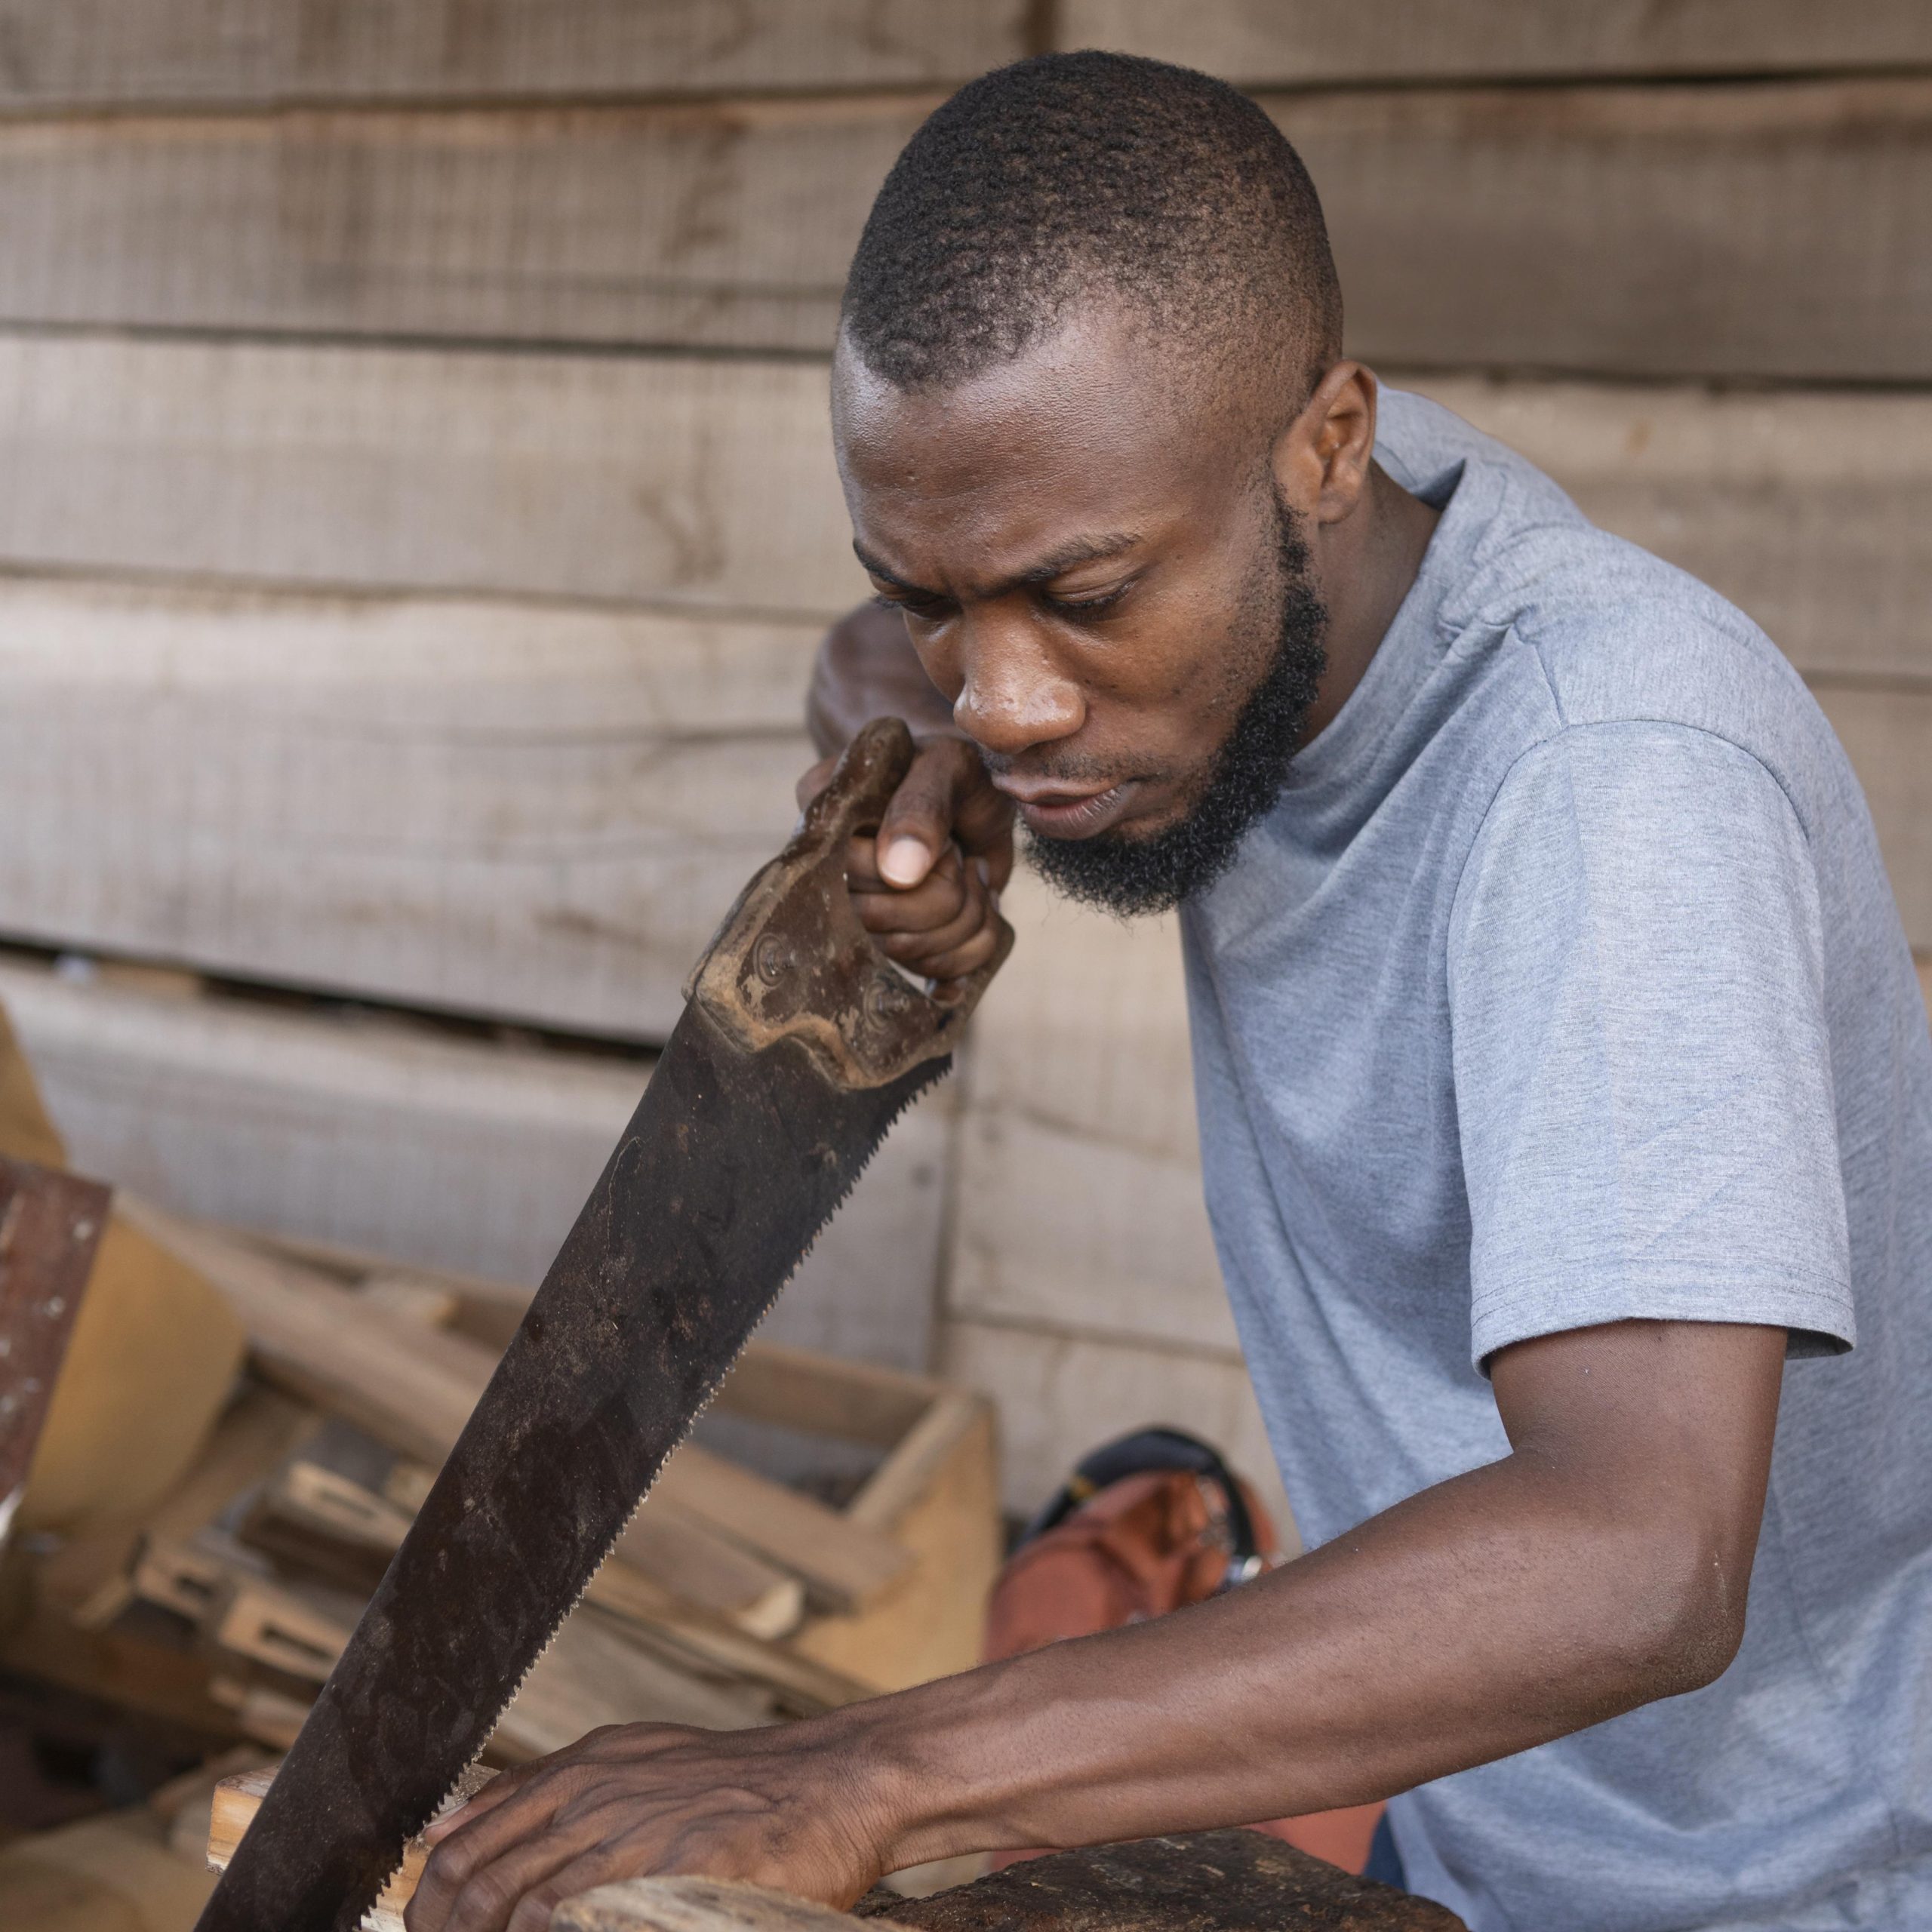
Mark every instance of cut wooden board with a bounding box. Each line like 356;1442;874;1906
5;79;1932;378
0;959;950;1372
0;2;1026;108
208;1761;494;1932
0;577;818;1038
938;1318;1293;1545
1066;1;1932;85
0;333;866;614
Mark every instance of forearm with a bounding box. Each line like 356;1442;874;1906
808;601;958;757
841;1443;1741;1868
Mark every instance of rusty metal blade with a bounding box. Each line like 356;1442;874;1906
193;1006;943;1932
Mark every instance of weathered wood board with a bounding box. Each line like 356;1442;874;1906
0;959;952;1373
3;81;1931;378
938;1315;1291;1542
0;333;868;614
0;577;818;1038
1294;80;1932;382
1066;0;1932;85
949;1106;1231;1355
0;2;1029;107
0;339;1927;675
0;98;926;352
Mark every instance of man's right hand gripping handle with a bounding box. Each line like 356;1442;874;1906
799;603;1016;986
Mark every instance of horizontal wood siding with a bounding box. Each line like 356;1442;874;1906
0;334;867;614
1286;80;1932;382
0;958;951;1371
2;82;1930;378
0;99;924;352
1066;1;1932;85
0;339;1925;665
0;577;817;1037
0;2;1027;108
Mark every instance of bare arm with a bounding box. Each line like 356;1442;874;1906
408;1318;1785;1930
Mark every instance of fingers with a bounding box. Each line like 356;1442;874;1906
873;740;1008;889
846;839;1001;980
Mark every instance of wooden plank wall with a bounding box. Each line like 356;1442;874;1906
0;2;1927;1522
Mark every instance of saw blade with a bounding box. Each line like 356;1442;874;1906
193;1005;943;1932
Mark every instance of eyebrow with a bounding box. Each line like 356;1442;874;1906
853;531;1143;601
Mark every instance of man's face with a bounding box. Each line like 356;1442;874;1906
833;309;1327;914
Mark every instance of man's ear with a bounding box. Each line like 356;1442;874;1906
1271;361;1378;529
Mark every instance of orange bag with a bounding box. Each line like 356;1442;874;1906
984;1428;1384;1874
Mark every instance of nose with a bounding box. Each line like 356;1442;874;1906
952;610;1084;758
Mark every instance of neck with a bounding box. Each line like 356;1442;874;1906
1300;462;1439;743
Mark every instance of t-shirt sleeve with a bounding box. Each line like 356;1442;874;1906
1447;720;1854;1371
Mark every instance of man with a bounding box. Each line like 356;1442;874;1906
411;54;1931;1932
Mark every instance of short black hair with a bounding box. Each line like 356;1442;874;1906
841;51;1343;396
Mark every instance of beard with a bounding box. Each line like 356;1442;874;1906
1024;500;1328;917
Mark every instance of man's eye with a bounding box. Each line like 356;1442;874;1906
1047;585;1128;617
872;590;950;620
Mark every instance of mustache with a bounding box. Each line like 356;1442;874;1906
978;747;1162;791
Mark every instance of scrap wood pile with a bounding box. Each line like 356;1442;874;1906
0;1061;999;1927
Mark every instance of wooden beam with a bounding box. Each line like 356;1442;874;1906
1065;0;1932;85
0;2;1028;109
558;1879;866;1932
2;78;1930;378
0;959;949;1374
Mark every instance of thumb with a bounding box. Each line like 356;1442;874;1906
873;743;970;889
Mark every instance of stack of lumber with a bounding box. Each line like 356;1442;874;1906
0;2;1927;1535
0;1193;998;1930
5;1199;999;1745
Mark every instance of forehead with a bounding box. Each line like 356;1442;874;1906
833;309;1247;580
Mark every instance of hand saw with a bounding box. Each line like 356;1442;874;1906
194;718;1012;1932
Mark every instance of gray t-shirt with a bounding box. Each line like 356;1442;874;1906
1181;389;1932;1931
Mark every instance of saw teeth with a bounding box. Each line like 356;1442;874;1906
405;1055;950;1869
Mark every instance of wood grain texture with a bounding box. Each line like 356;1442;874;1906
0;343;1927;675
0;961;951;1373
949;1106;1231;1354
4;79;1931;378
1814;683;1932;951
0;334;865;612
0;2;1026;107
0;577;820;1038
1284;79;1932;381
1066;0;1932;85
0;97;924;352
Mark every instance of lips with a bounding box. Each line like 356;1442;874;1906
996;779;1137;839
